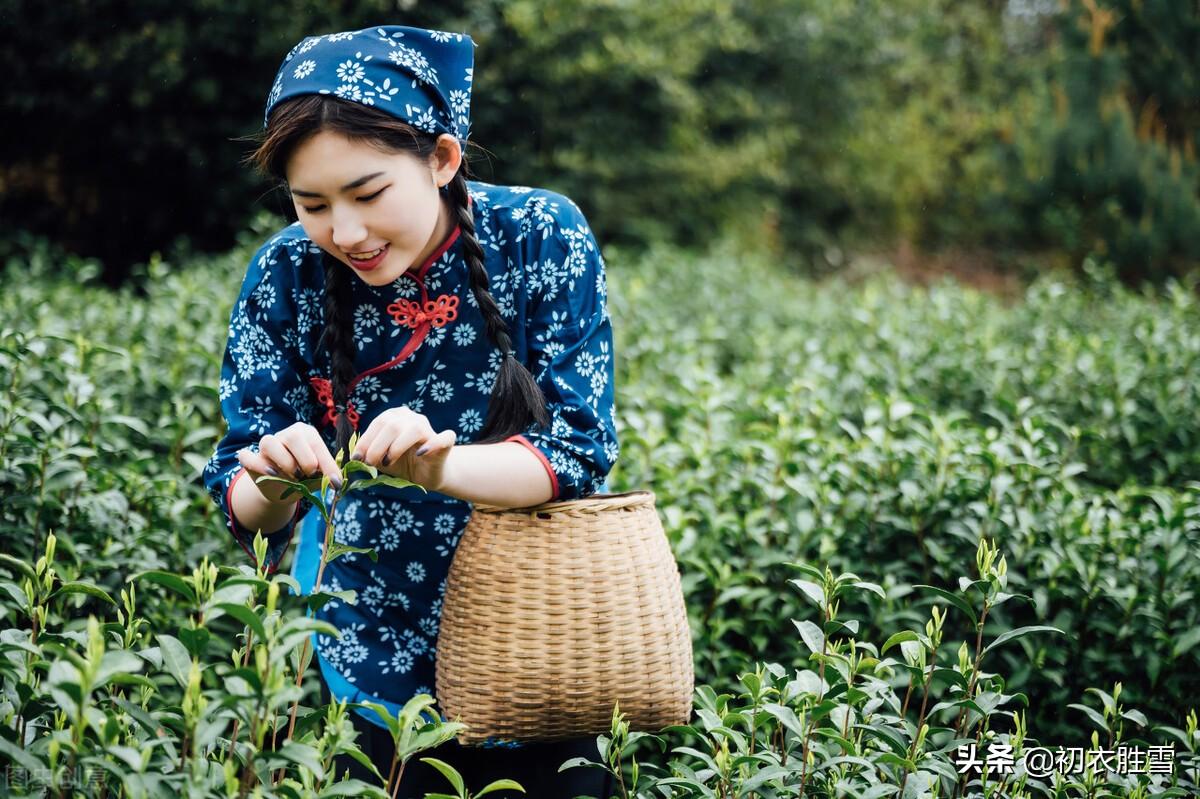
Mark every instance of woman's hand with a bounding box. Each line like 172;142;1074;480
236;422;344;503
350;406;457;491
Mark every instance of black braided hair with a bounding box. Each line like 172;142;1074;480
316;252;359;460
251;94;549;459
446;166;550;443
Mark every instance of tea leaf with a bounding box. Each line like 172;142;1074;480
914;584;977;625
156;633;191;689
476;779;526;797
0;553;36;582
50;580;116;606
981;625;1063;657
343;475;425;493
133;570;197;604
1171;626;1200;659
325;543;378;564
210;602;266;640
793;619;825;655
418;757;465;795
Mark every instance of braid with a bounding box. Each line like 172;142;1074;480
447;167;550;442
318;252;358;459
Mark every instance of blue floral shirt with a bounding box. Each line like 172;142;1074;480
203;182;618;738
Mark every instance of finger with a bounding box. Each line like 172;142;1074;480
288;437;324;483
236;448;278;477
313;438;345;489
416;428;457;457
258;434;307;479
349;414;384;463
381;423;430;466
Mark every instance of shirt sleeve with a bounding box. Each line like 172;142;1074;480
509;194;619;501
202;237;315;574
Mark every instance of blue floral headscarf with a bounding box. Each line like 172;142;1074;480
264;26;475;146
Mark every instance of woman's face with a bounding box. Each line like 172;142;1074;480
285;130;460;287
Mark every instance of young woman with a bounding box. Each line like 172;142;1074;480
203;24;617;797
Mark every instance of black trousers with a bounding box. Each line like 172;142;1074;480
320;677;614;798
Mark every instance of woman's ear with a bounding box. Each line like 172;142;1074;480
431;134;463;188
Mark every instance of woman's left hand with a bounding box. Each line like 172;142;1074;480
349;406;457;491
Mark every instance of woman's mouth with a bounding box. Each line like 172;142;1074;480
346;244;389;271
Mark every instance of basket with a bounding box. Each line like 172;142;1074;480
434;490;694;745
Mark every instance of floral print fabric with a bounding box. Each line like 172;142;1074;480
202;183;617;734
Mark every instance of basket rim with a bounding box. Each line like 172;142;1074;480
471;489;655;516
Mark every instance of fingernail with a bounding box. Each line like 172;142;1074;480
351;451;363;461
264;467;278;476
382;453;392;466
332;476;344;490
415;445;430;457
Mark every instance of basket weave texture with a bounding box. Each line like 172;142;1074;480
435;491;694;745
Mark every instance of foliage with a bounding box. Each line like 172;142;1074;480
2;233;1200;794
567;549;1199;796
0;527;449;796
1002;0;1200;281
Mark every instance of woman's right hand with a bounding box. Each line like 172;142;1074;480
236;422;344;503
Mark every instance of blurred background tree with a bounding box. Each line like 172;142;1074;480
1;0;1196;283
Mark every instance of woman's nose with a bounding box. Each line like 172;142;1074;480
330;208;368;251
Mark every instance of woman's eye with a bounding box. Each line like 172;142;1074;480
358;187;387;203
302;205;326;214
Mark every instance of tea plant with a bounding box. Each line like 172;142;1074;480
0;526;467;797
4;232;1200;790
565;541;1199;798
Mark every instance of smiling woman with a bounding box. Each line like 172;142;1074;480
202;23;618;798
285;132;460;284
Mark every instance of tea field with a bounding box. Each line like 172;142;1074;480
1;228;1198;797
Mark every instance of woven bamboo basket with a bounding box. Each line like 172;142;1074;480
435;490;694;745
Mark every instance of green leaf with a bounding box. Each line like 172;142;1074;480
275;741;326;781
913;585;977;625
1068;703;1109;733
325;543;378;564
343;461;377;478
94;649;144;690
0;735;43;773
0;553;36;581
1121;709;1149;727
344;475;425;493
307;589;358;612
0;580;29;612
793;619;825;655
1170;626;1200;659
317;780;389;798
476;779;526;796
789;579;825;608
132;570;196;604
851;581;886;599
178;626;210;659
981;625;1063;657
419;757;465;795
210;602;266;640
156;634;191;689
254;475;328;516
50;580;116;606
881;630;919;655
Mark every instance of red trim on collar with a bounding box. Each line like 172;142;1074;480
351;321;432;387
506;434;559;501
314;200;470;421
411;225;461;285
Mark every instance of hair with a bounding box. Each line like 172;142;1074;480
247;95;549;460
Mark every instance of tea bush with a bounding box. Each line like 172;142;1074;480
2;229;1199;795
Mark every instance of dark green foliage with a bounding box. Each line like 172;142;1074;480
2;230;1199;794
4;0;1198;281
1008;0;1200;280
